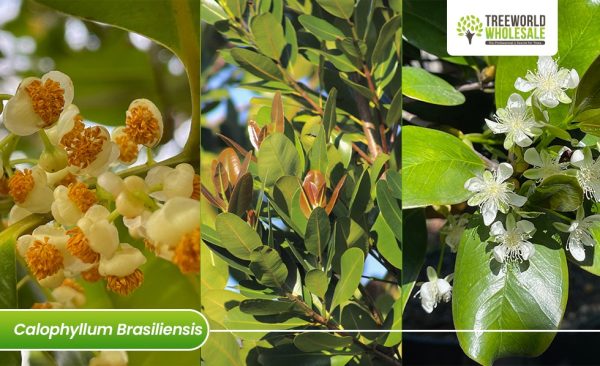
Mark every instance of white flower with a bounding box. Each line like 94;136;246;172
571;148;600;201
111;126;139;165
485;93;542;149
3;71;74;136
77;205;119;258
145;163;196;201
490;215;536;263
98;244;146;277
123;210;152;239
17;223;91;284
515;56;579;108
89;351;128;366
97;171;125;199
554;207;600;261
124;99;163;147
8;205;32;225
441;214;470;253
115;176;149;218
523;147;567;181
8;166;53;213
464;163;527;226
51;182;97;227
52;280;86;308
414;266;453;313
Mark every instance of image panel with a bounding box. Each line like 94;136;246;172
200;0;402;364
0;0;200;365
402;0;600;365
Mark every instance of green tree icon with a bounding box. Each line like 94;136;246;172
457;15;483;44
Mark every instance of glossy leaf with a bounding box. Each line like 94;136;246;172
305;269;329;298
323;88;338;140
249;246;289;288
403;0;448;57
371;15;402;65
227;172;254;216
231;48;284;81
298;15;344;41
305;207;331;262
202;331;244;366
376;180;401;241
373;214;401;269
225;0;247;18
293;333;353;352
330;247;364;311
403;126;486;208
316;0;355;19
258;133;302;187
402;66;465;106
574;54;600;115
386;88;402;126
453;215;568;365
239;299;297;316
215;212;263;260
529;174;583;212
309;126;328;173
251;13;286;60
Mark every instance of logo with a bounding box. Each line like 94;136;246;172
447;0;557;56
456;15;482;45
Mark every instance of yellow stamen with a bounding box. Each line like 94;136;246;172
26;237;63;280
60;116;85;146
125;105;160;146
144;239;157;254
63;125;107;169
32;302;54;309
66;227;99;264
61;278;84;293
67;182;97;213
0;176;10;196
24;79;65;127
81;265;102;283
8;169;34;204
115;133;139;163
191;174;200;200
57;172;78;188
106;269;144;296
173;228;200;274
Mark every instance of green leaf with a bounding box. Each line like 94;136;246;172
298;15;345;41
215;212;263;260
303;48;360;73
578;227;600;275
529;174;583;212
225;0;247;18
201;243;229;293
349;168;371;220
323;88;338;140
231;48;284;81
401;209;427;309
380;299;402;347
309;126;328;173
496;0;600;112
258;133;302;187
453;215;568;366
239;299;297;315
0;237;17;310
202;331;244;366
251;13;287;60
574;55;600;115
402;66;465;106
293;333;353;352
373;214;401;269
330;247;365;311
305;207;331;262
371;15;402;65
305;269;329;298
0;352;20;366
224;307;308;340
202;290;245;327
257;344;353;365
386;88;402;126
316;0;355;19
403;126;486;208
386;170;402;199
249;246;289;288
227;172;254;216
201;0;228;25
376;180;401;241
403;0;449;57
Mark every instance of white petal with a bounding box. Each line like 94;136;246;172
514;78;535;92
538;92;559;108
520;241;535;260
568;237;585;261
490;221;505;236
570;149;586;167
517;220;535;234
98;244;146;277
557;91;572;104
507;93;526;113
42;71;74;107
464;177;484;192
482;200;498;226
565;69;579;89
493;245;506;263
514;131;533;147
537;56;557;74
496;163;514;182
507;192;527;207
485;119;508;134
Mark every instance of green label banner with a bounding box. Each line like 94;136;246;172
0;309;209;350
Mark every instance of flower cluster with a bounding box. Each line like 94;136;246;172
461;56;600;264
0;71;199;307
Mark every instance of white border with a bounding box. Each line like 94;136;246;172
0;309;209;351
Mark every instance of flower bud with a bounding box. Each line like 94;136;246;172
39;146;69;173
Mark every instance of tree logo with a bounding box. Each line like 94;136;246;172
457;15;483;45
